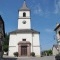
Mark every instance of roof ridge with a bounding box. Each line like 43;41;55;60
10;29;40;34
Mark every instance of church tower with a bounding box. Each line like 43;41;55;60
18;1;31;29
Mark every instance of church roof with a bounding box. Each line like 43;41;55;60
9;29;40;34
54;24;60;31
19;0;30;11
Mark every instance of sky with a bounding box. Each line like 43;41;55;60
0;0;60;51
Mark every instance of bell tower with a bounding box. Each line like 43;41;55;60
18;0;31;29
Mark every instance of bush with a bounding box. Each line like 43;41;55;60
13;52;18;57
30;52;35;57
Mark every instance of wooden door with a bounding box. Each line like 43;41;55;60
21;46;27;56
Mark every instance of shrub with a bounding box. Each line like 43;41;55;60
13;52;18;57
30;52;35;57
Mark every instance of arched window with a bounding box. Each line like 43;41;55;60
23;12;26;17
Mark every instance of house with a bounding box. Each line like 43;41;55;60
53;23;60;55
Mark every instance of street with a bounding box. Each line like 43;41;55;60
0;56;55;60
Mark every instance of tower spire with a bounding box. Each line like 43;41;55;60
20;0;30;11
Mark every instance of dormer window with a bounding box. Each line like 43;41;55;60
59;31;60;35
23;12;26;17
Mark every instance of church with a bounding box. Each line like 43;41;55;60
8;1;40;57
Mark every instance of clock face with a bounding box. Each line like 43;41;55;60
22;20;26;24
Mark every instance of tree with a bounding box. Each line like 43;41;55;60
3;33;9;52
41;49;52;56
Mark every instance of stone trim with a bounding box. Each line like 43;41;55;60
18;41;31;57
18;18;31;19
33;46;40;47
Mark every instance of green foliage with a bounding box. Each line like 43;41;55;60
13;52;18;57
3;33;9;52
41;49;52;56
30;52;35;57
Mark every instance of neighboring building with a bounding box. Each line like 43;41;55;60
8;1;41;57
53;23;60;55
52;45;59;56
0;15;5;57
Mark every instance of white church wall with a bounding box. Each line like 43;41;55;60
33;34;40;56
9;47;17;56
33;34;40;46
33;47;40;56
9;33;40;57
19;11;30;18
9;33;33;56
8;34;18;56
16;33;32;43
16;33;33;53
18;19;31;29
9;34;17;46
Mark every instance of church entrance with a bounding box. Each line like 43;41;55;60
21;46;27;56
18;41;31;57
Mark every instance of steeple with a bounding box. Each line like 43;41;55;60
18;0;31;29
20;0;30;11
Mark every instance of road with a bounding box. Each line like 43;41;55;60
0;56;55;60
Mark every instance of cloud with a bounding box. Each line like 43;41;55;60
33;3;51;17
45;28;53;33
54;0;60;14
33;4;43;16
32;0;60;16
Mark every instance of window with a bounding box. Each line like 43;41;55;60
59;31;60;35
22;39;26;41
23;12;26;17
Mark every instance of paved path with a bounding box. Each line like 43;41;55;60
0;56;55;60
